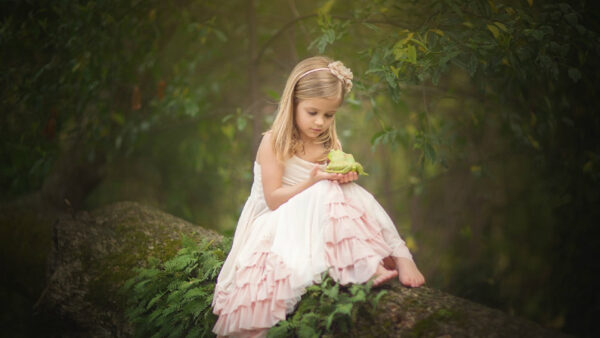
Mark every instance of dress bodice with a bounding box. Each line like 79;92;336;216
250;155;327;202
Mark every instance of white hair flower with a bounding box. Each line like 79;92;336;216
328;61;353;94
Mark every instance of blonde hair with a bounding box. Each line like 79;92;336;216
268;55;347;163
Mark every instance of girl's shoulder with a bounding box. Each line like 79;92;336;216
256;130;278;165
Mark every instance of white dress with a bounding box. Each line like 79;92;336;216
211;155;414;337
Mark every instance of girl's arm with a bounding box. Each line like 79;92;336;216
257;131;337;210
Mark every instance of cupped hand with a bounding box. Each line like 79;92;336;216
309;165;358;185
333;170;358;184
309;165;337;184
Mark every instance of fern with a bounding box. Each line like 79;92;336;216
122;235;232;338
267;270;389;338
123;235;388;337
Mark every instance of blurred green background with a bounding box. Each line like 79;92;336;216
1;0;599;336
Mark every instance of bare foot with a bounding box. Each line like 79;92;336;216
372;263;398;287
393;257;426;287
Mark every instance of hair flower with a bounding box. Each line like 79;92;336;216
328;61;353;94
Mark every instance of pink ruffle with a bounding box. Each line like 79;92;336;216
324;182;394;285
212;250;302;336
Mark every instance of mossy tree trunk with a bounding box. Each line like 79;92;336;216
1;200;569;337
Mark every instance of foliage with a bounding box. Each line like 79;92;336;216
0;0;250;227
122;235;232;338
268;271;388;338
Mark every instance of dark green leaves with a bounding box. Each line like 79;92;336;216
268;271;387;337
123;236;229;338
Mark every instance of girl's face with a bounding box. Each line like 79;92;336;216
294;96;340;143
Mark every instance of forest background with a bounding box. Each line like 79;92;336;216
1;0;599;337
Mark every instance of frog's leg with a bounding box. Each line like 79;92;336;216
356;163;368;176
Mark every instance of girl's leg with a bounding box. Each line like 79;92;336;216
339;183;426;288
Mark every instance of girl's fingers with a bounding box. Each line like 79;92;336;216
341;172;350;183
328;171;359;183
347;173;353;182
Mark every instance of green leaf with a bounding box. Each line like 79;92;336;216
350;290;366;302
268;321;291;338
213;28;227;42
430;28;444;36
183;288;205;300
322;283;339;300
336;302;353;316
236;116;247;131
493;21;508;32
371;290;387;310
318;0;335;15
407;45;417;64
146;292;165;310
486;24;500;39
148;308;164;323
297;324;319;338
349;283;361;296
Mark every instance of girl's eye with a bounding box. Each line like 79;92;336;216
325;114;334;118
308;111;317;115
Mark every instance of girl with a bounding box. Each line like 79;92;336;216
212;56;425;337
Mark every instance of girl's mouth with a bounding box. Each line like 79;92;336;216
311;128;322;133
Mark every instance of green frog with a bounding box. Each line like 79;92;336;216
325;149;369;176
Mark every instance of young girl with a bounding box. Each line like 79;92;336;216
212;56;425;337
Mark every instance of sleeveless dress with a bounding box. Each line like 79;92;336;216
211;155;414;337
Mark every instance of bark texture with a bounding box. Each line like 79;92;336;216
33;201;221;337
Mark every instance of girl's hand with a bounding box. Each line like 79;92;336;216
309;165;338;184
309;165;359;185
334;171;358;184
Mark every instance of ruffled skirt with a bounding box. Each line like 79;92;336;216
211;180;412;337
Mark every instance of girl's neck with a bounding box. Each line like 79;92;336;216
295;140;327;163
298;138;323;150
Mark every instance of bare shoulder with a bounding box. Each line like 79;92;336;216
256;130;274;165
257;130;284;200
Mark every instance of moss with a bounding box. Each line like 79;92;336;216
407;308;463;338
84;223;185;311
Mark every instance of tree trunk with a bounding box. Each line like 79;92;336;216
12;201;568;337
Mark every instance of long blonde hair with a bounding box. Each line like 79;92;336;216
268;56;346;163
